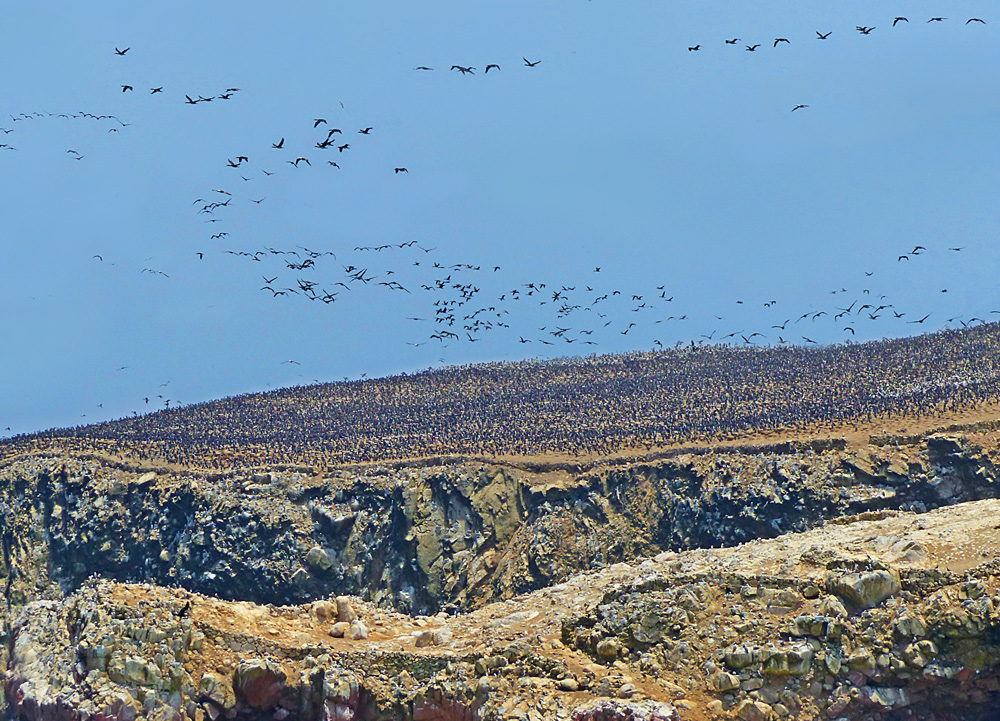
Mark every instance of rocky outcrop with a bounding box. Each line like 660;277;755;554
1;431;997;620
2;426;1000;719
5;499;1000;720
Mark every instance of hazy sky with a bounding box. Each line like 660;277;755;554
3;1;999;435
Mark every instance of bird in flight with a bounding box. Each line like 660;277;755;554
121;85;133;92
773;38;790;46
485;64;500;73
927;17;947;23
909;314;931;324
816;31;832;39
451;65;475;75
967;18;986;24
792;104;808;111
358;127;372;134
314;118;326;127
414;66;433;71
150;87;163;94
523;57;541;67
893;17;908;26
272;138;285;149
948;246;964;251
115;47;130;56
725;38;740;44
688;45;700;51
394;167;408;173
857;26;875;34
746;44;760;51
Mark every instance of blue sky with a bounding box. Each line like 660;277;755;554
2;1;999;435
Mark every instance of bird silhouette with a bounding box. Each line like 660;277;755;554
746;44;760;51
114;47;130;56
272;138;285;149
523;57;541;67
816;31;832;39
485;64;500;73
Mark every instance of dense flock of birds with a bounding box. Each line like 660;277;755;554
2;12;999;445
4;323;1000;467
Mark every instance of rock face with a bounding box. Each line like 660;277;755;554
1;426;1000;719
5;499;1000;720
1;431;998;619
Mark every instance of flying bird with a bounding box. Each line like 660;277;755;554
314;118;327;127
967;18;986;24
150;87;163;94
725;38;740;44
394;167;408;173
792;104;808;111
272;138;285;149
816;31;832;39
523;57;541;67
893;17;908;26
114;47;130;55
746;44;760;51
121;85;133;92
414;66;433;70
358;127;372;134
688;45;700;51
485;64;500;73
927;17;947;23
773;38;790;46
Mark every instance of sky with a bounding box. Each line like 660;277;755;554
2;1;1000;436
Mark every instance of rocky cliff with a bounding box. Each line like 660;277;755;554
2;426;1000;720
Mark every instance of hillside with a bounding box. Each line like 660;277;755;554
4;326;1000;720
4;324;1000;470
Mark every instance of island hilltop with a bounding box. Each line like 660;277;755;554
4;326;1000;721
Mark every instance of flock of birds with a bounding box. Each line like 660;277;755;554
2;10;998;426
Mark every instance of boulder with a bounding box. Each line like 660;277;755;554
234;660;287;709
829;569;900;608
